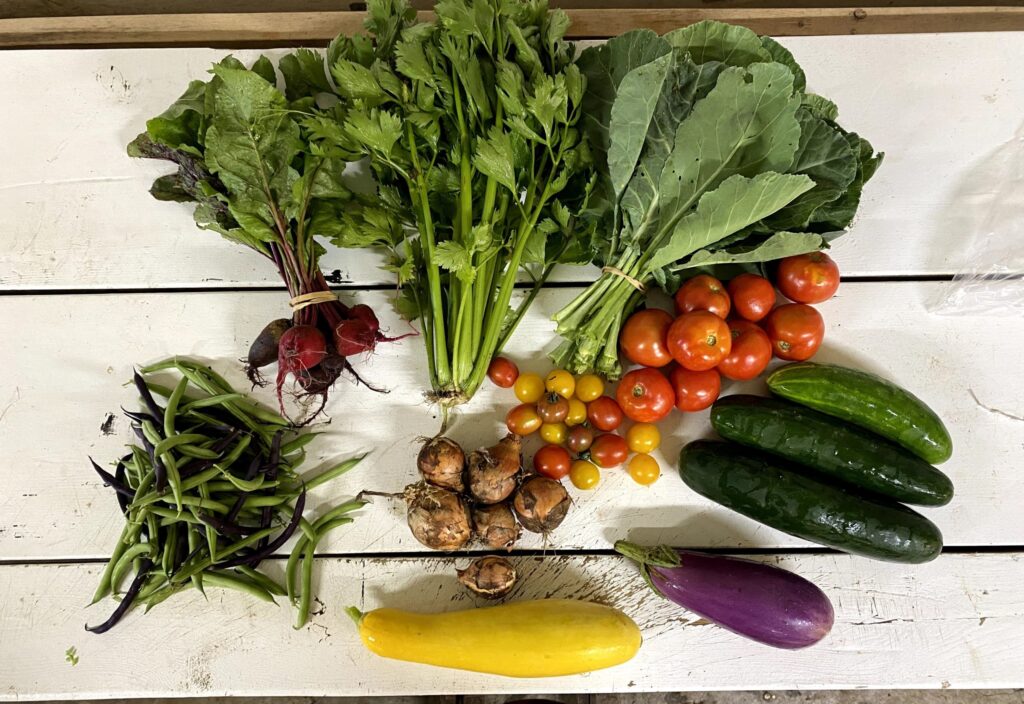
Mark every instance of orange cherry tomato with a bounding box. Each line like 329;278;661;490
718;319;773;381
668;366;721;412
727;274;777;322
615;368;675;423
619;308;674;368
764;304;825;361
674;274;731;319
505;403;542;436
666;311;732;371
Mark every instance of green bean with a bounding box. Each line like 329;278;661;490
171;526;278;583
288;515;354;617
286;518;316;604
179;393;246;413
140;420;162;447
312;499;366;531
176;444;221;460
91;523;133;603
111;543;155;593
235;566;286;597
280;433;320;456
152;433;209;458
161;524;179;575
204;479;278;494
203;571;277;604
152;507;203;525
295;539;316;629
144;380;202;406
156;494;230;513
197;482;218;562
186;528;205;596
242;494;294;509
162;451;184;512
291;454;367;493
163;375;189;438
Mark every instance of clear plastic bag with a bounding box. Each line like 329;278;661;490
929;124;1024;316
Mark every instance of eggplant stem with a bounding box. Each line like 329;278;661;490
613;540;682;569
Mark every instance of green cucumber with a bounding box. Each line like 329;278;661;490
711;395;954;506
766;362;953;464
679;440;943;563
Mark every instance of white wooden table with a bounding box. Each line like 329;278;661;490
2;32;1024;699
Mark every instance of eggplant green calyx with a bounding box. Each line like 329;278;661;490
614;540;682;599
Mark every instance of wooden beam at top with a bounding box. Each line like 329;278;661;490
1;6;1023;48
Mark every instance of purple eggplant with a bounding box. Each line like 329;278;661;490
615;541;834;649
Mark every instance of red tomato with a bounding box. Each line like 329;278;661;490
533;444;572;480
727;274;776;322
486;356;519;388
615;368;675;423
619;308;674;367
674;274;731;319
776;252;840;304
718;320;773;381
587;396;624;432
590;433;629;468
668;366;721;412
764;304;825;361
505;403;542;436
666;311;732;371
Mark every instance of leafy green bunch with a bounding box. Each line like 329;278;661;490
305;0;597;409
551;22;883;377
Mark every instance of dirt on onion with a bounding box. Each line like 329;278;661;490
466;433;522;504
404;482;472;551
513;476;571;534
418;436;466;493
457;556;517;599
472;502;521;551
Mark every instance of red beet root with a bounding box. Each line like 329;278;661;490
334;319;377;357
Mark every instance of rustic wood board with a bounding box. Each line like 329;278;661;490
3;6;1024;48
3;34;1023;289
2;553;1022;699
2;283;1020;560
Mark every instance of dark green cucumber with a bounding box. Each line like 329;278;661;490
766;363;953;464
679;440;943;563
711;395;954;506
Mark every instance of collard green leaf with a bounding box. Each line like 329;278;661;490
607;52;672;201
762;108;858;230
657;63;802;228
760;36;806;92
802;93;839;121
279;49;332;101
577;30;671;165
646;172;814;271
811;133;883;229
664;20;771;67
679;230;824;269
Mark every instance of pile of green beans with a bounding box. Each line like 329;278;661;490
86;357;366;633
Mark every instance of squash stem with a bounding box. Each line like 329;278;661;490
345;606;364;625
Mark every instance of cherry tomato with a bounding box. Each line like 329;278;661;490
776;252;840;304
486;356;519;388
539;422;567;445
537;393;569;423
534;444;572;480
513;373;545;403
616;368;675;423
668;366;721;412
674;274;731;319
628;454;661;485
566;425;594;453
718;319;773;381
565;398;588;426
666;311;732;371
569;459;600;490
727;274;776;322
506;403;542;435
626;423;660;454
619;308;674;368
590;433;629;468
545;369;576;398
587;396;624;432
765;303;825;361
575;374;605;402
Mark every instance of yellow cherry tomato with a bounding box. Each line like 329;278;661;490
565;398;587;426
574;373;605;403
514;373;545;403
626;423;661;454
570;459;601;490
545;369;576;398
540;422;568;445
628;454;660;486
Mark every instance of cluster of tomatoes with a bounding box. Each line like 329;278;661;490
619;252;840;412
487;361;663;490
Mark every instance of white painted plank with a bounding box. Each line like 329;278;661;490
3;33;1024;289
2;552;1022;699
1;281;1021;560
